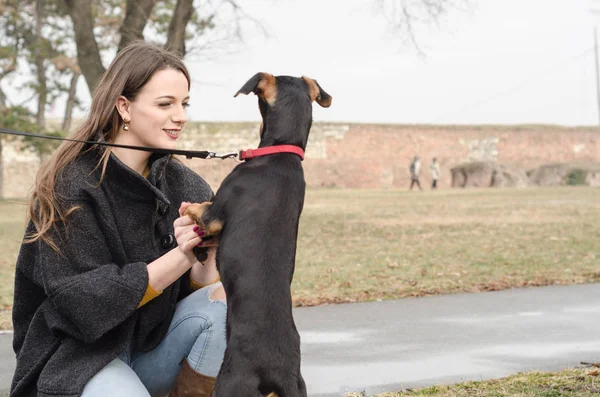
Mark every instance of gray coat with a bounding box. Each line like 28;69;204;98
10;149;213;397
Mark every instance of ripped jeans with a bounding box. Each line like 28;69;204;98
82;283;227;397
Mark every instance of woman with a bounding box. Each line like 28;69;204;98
10;41;226;397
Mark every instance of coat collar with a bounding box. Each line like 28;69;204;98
101;151;172;205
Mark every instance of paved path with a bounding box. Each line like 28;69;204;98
2;283;599;396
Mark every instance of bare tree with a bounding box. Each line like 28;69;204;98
165;0;194;55
0;6;19;199
63;0;106;92
118;0;158;52
0;0;80;197
34;0;47;131
0;51;17;110
63;0;245;93
62;72;80;132
52;55;81;132
0;0;253;133
374;0;471;53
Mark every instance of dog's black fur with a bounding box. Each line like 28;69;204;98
185;73;331;397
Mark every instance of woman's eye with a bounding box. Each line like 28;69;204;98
159;102;172;107
183;103;190;108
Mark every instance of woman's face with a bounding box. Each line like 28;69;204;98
117;68;190;150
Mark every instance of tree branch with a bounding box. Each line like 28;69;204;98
35;0;47;131
62;71;80;132
165;0;194;56
118;0;158;52
374;0;468;54
64;0;105;92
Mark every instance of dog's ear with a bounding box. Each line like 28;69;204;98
314;81;332;108
234;73;263;96
234;72;277;105
302;76;332;108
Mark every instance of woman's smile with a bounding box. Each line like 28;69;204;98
163;128;181;139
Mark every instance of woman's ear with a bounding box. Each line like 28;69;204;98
116;96;131;121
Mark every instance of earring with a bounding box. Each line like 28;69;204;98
123;118;130;131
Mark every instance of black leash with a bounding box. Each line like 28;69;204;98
0;127;240;160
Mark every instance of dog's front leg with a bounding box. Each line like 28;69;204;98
184;202;224;264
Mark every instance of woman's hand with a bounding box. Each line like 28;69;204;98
174;202;203;263
179;202;221;286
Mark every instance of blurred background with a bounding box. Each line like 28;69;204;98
3;0;600;126
0;0;599;326
2;0;600;195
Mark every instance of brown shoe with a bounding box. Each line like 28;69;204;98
169;358;216;397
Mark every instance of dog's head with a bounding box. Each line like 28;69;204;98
234;73;332;149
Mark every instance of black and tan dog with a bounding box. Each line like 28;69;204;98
185;73;331;397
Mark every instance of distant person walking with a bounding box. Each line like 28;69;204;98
409;155;422;190
430;157;441;189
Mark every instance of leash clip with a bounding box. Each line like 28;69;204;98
206;151;239;160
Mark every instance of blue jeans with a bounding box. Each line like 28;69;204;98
82;283;227;397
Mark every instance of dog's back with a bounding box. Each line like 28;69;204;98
194;73;331;397
214;155;306;397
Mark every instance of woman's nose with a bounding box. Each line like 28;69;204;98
173;105;187;124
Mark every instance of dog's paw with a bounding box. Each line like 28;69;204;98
192;246;209;263
184;202;210;226
184;202;223;237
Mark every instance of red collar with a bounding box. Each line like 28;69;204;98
239;145;304;161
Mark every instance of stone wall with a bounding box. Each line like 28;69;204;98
2;122;599;197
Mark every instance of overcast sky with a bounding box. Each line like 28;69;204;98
32;0;600;126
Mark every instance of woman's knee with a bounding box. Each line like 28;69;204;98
175;285;227;334
82;358;150;397
200;286;226;331
209;284;226;302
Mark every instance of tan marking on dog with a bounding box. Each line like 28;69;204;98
302;76;320;102
266;393;278;397
184;202;222;236
258;73;277;105
316;94;332;108
184;202;211;226
205;219;223;235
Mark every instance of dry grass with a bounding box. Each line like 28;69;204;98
0;199;27;329
292;187;600;306
0;187;599;330
346;367;600;396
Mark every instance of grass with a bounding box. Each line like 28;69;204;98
345;366;600;396
292;187;600;306
0;199;27;329
1;187;599;329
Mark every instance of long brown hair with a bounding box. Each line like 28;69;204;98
26;41;191;250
